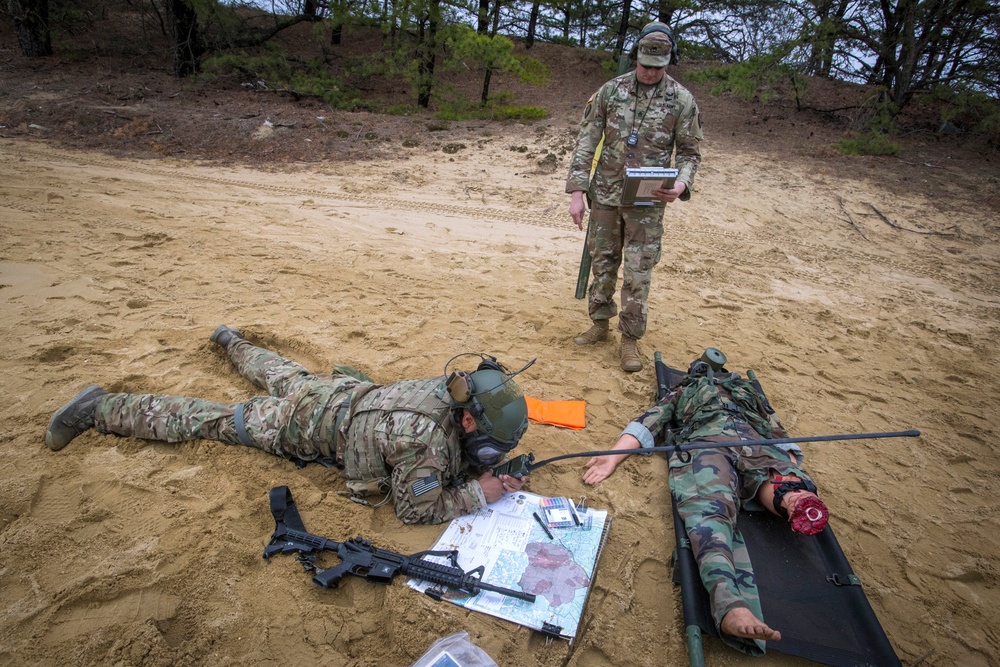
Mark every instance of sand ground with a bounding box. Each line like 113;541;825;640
1;131;999;667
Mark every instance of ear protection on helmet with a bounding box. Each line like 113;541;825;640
445;356;507;406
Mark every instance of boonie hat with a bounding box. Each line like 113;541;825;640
636;21;674;68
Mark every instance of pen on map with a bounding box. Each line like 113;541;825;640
532;512;554;539
569;501;581;526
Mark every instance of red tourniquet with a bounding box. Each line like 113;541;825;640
789;495;829;536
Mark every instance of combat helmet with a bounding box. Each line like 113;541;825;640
446;356;530;465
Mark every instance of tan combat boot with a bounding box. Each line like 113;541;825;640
620;335;643;372
573;320;609;346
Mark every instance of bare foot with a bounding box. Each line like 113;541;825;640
720;607;782;641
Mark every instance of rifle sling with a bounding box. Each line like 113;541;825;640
269;485;309;533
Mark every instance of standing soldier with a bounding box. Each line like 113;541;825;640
45;326;531;525
567;21;703;372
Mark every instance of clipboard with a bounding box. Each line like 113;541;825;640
622;167;678;206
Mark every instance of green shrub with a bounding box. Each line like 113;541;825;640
202;48;376;110
385;104;421;116
687;46;799;103
434;102;547;121
933;85;1000;144
833;132;899;156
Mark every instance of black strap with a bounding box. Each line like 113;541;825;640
268;485;308;532
771;478;818;516
233;402;254;447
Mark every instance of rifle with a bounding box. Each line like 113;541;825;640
263;486;536;603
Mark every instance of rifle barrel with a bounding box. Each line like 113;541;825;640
476;580;537;602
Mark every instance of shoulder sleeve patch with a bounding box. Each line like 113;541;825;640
411;474;441;497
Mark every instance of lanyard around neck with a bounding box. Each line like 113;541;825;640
628;74;658;145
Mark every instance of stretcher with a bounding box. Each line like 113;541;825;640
654;353;901;666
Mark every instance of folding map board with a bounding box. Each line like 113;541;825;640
409;491;610;641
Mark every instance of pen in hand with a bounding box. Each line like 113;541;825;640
532;511;554;540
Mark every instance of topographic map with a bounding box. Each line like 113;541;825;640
408;492;611;641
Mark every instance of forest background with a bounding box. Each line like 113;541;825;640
5;0;1000;152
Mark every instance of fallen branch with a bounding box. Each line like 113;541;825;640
867;204;958;237
837;196;869;240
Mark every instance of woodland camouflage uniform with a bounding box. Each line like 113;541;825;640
622;371;815;656
94;337;488;525
566;67;702;339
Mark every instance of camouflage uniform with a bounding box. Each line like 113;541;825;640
94;338;487;525
566;71;702;338
622;372;814;655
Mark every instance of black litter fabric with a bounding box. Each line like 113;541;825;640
672;501;900;665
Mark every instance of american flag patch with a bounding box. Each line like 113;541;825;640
411;474;441;497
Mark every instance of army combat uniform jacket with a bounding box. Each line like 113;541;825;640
622;372;815;656
565;71;703;205
94;338;488;525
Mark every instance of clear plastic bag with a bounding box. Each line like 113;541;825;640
409;631;499;667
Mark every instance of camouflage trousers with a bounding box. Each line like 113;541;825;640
585;202;665;339
94;338;371;462
670;439;812;656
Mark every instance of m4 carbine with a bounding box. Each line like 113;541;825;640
263;486;535;603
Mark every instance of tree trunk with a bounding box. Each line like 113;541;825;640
477;0;489;34
526;0;540;48
330;0;345;44
490;0;501;34
8;0;52;58
656;0;676;25
615;0;632;65
416;1;440;108
166;0;204;77
481;67;492;105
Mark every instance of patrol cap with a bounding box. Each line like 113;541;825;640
637;21;675;68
